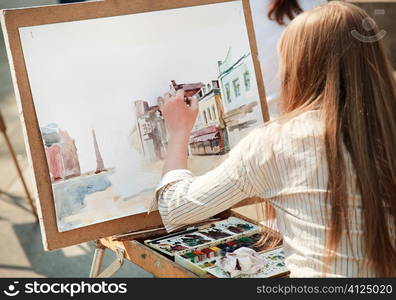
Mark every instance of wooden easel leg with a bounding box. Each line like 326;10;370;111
1;131;38;223
89;239;125;278
89;240;106;277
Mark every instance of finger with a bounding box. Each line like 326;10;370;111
175;89;185;102
163;92;172;100
189;96;199;110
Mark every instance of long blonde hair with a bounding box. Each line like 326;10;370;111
275;1;396;276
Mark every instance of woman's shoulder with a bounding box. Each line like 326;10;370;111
234;110;323;153
229;111;324;168
245;110;324;148
279;110;323;131
259;110;323;134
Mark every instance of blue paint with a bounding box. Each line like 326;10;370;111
41;123;61;147
53;172;112;218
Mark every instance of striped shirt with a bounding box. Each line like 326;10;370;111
152;110;377;277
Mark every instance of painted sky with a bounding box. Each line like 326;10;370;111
19;1;254;198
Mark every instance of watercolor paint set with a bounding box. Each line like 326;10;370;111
144;216;288;277
144;217;260;257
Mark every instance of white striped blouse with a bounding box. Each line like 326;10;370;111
151;110;377;277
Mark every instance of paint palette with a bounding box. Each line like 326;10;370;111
145;216;288;277
144;217;260;257
174;233;264;277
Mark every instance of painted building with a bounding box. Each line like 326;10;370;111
189;80;229;155
45;144;64;181
134;100;167;162
41;124;81;181
92;129;104;173
170;80;204;99
218;49;263;147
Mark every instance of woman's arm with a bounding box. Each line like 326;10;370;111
157;141;259;232
154;90;279;232
160;89;198;174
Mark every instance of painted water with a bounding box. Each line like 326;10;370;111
53;169;156;231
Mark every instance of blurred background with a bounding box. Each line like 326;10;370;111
0;0;395;278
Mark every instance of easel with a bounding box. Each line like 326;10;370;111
89;224;204;278
89;237;197;278
1;0;273;253
88;210;284;278
0;110;38;222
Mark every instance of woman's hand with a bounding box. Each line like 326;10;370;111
159;89;198;175
159;89;199;140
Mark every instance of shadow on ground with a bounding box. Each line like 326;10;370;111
8;221;151;277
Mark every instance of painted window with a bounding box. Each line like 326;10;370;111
203;110;208;124
225;83;231;103
210;139;219;148
212;106;217;120
244;71;251;91
233;78;241;97
195;113;202;127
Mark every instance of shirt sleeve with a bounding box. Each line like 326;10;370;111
153;124;280;232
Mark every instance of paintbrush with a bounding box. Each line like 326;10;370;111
145;217;221;243
146;227;198;243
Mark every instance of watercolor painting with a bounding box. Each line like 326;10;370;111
18;1;265;232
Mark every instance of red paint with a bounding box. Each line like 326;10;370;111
201;248;214;258
45;145;64;181
59;129;81;178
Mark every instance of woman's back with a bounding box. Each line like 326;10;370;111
265;110;376;277
156;109;383;277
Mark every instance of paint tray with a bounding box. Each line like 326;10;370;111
144;217;260;257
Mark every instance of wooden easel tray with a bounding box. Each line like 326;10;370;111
100;210;286;278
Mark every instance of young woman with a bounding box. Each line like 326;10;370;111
250;0;326;118
152;2;396;277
